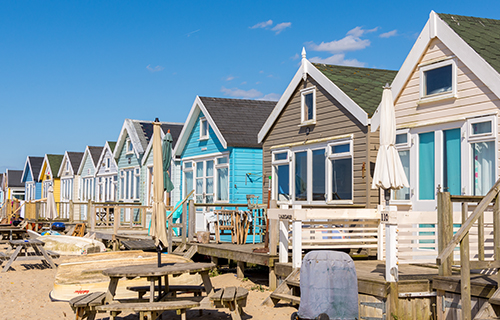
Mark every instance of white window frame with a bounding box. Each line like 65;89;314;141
214;155;230;202
465;115;497;196
271;149;292;204
119;166;140;201
327;138;353;204
126;138;134;155
419;58;457;103
300;87;317;125
183;161;194;199
199;117;209;140
392;129;412;204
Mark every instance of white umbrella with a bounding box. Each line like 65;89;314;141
46;186;57;220
150;119;169;266
372;85;409;195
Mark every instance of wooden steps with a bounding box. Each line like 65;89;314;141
263;268;300;307
474;287;500;320
172;244;197;259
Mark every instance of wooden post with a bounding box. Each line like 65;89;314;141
182;202;187;244
292;220;302;269
89;200;94;231
388;282;399;319
279;219;289;264
167;215;173;253
269;200;278;256
69;200;74;223
113;206;119;236
188;200;195;243
437;192;453;276
494;195;500;288
460;202;471;320
237;261;245;279
478;212;485;261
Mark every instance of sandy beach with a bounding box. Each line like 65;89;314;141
0;250;297;320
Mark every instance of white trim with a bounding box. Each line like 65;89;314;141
182;151;226;162
418;58;457;103
258;59;369;143
96;142;119;175
77;146;99;176
466;115;497;142
173;96;228;157
300;86;316;125
199;117;209;140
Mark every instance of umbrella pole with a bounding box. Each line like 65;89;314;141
157;244;162;267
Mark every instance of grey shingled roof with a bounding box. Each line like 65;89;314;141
67;152;84;172
438;13;500;75
88;147;104;167
28;156;44;181
199;97;276;148
160;123;184;148
47;154;64;178
108;141;117;152
312;64;398;117
7;170;24;188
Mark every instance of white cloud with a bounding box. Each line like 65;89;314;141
250;20;273;29
309;54;366;67
290;53;300;60
185;29;200;37
380;30;398;38
221;86;262;99
272;22;291;34
259;93;281;101
225;75;235;81
146;65;164;72
307;26;378;54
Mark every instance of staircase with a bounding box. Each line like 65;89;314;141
262;269;300;306
172;243;198;260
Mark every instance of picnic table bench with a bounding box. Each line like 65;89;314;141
127;284;204;299
209;286;249;320
69;292;106;320
96;300;200;320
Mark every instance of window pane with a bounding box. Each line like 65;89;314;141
206;160;214;177
425;65;452;95
332;144;350;154
312;149;325;201
184;162;192;169
394;150;410;200
276;164;290;201
274;153;287;161
201;120;208;137
206;195;213;203
396;134;408;145
206;177;213;194
443;128;461;195
217;157;228;165
473;141;495;196
295;151;307;201
331;158;352;200
196;178;203;194
472;121;492;135
135;175;140;199
304;93;313;120
419;132;435;200
196;162;203;177
217;167;228;201
185;171;193;196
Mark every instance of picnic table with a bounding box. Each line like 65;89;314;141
0;228;28;242
102;262;215;303
1;239;58;272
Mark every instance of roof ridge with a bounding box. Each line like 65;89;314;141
311;63;397;73
199;96;278;103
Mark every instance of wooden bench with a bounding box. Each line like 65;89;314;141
127;285;204;299
95;300;200;320
209;286;248;320
69;292;106;320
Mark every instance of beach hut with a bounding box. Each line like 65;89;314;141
58;151;84;219
259;49;396;209
173;96;275;237
38;154;63;202
0;173;4;205
21;156;44;201
77;146;103;202
95;141;119;203
5;169;25;201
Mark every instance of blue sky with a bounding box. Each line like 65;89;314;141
2;1;500;171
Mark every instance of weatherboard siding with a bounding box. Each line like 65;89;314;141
181;111;226;159
97;148;118;175
262;77;378;207
229;148;264;203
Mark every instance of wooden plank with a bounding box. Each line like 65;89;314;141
222;286;236;302
209;288;224;302
432;276;497;299
96;300;200;312
437;192;453;276
461;202;471;320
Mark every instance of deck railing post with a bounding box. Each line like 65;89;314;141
437;191;453;276
167;215;173;253
278;203;290;264
269;200;278;256
494;195;500;289
89;200;94;232
69;200;74;223
182;202;187;244
292;219;302;269
461;202;471;320
188;199;195;242
478;212;485;261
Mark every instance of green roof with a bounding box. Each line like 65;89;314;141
108;141;117;152
46;154;64;178
438;13;500;74
312;63;397;117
